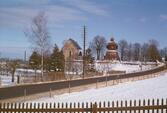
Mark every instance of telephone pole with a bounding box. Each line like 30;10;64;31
24;51;26;63
83;26;86;79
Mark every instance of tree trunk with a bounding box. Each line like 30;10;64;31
12;73;14;82
97;50;100;60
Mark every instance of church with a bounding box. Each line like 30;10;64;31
104;38;120;61
62;37;120;61
62;38;82;61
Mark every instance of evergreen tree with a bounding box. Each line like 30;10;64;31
29;51;41;71
50;44;64;71
44;54;51;72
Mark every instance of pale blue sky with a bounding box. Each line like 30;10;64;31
0;0;167;59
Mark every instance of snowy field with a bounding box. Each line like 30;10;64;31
0;75;17;86
0;69;41;87
94;61;156;73
0;62;159;87
30;72;167;103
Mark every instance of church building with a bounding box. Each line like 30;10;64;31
62;38;82;61
104;38;120;60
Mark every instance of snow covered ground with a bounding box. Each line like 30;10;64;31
0;62;159;87
0;75;17;86
30;72;167;103
15;68;41;76
0;69;41;87
95;62;155;73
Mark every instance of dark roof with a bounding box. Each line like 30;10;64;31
68;38;81;49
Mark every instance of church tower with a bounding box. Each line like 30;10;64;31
104;38;119;60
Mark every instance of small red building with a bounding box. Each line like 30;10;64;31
104;38;119;60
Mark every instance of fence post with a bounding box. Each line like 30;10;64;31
143;99;145;113
112;101;114;112
24;89;26;101
134;100;136;113
139;100;141;113
152;99;155;113
129;100;132;113
0;76;1;86
92;103;97;113
96;80;98;89
0;103;1;109
69;81;71;93
161;99;164;113
166;99;167;113
147;99;150;113
125;100;127;113
121;101;123;113
106;76;108;86
50;88;52;97
157;99;159;113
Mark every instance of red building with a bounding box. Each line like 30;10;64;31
104;38;119;60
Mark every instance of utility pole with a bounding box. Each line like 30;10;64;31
41;49;44;80
24;50;27;77
83;26;86;79
24;51;26;62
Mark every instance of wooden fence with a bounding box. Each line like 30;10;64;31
1;98;167;113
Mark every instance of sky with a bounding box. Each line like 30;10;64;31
0;0;167;59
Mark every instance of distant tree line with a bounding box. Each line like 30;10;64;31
89;36;167;62
118;39;162;62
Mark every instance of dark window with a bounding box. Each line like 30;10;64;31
69;51;72;57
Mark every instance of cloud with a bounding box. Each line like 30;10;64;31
0;0;109;29
0;7;38;28
46;5;87;23
160;14;167;20
61;0;109;16
0;5;85;29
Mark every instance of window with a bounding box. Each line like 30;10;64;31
69;51;72;57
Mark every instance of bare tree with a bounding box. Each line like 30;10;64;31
160;47;167;58
8;60;19;82
127;43;133;61
141;43;149;62
133;43;141;61
25;12;50;78
118;39;128;61
90;35;107;60
148;39;160;61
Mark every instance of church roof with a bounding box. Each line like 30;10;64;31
68;38;81;49
106;38;118;50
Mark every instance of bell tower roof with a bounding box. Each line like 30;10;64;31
106;37;118;50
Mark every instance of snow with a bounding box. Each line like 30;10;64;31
95;61;154;73
15;69;41;76
0;75;17;86
30;72;167;103
0;62;158;87
0;69;41;87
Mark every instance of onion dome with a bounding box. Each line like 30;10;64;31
106;38;118;50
